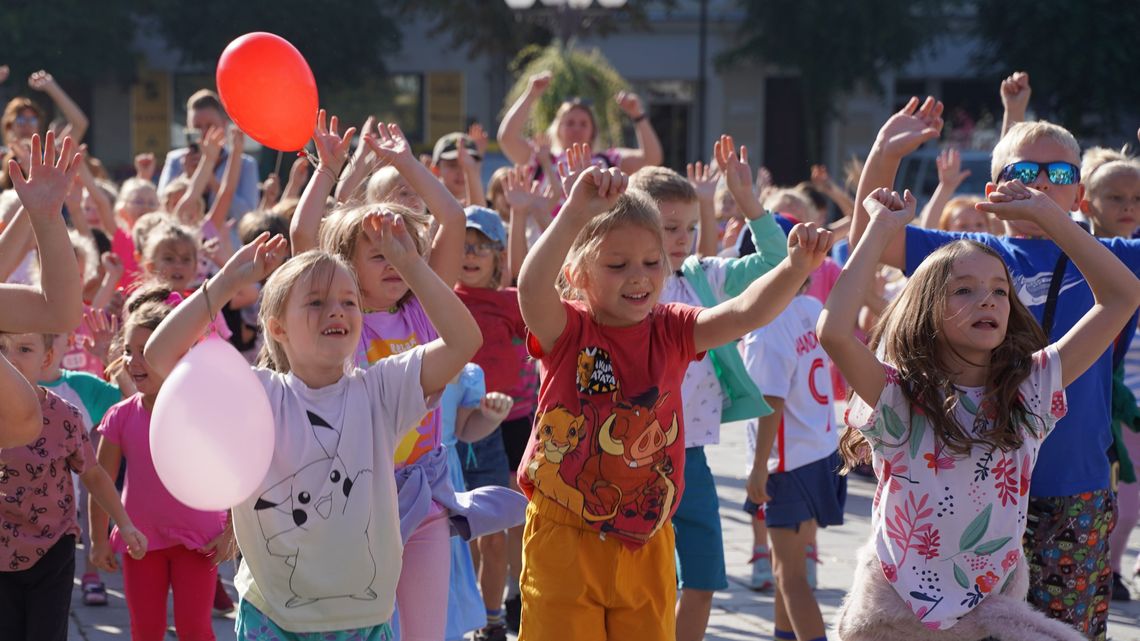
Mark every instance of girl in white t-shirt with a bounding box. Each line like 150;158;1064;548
819;188;1140;640
143;220;481;639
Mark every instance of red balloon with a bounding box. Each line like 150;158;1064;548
216;33;318;152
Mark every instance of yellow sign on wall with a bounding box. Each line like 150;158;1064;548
426;71;464;145
132;68;171;159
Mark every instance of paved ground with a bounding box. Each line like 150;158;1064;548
69;420;1140;640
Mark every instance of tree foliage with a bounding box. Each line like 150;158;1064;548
719;0;954;162
973;0;1140;139
0;0;137;84
504;44;631;149
139;0;401;90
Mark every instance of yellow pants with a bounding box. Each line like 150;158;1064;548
518;492;677;641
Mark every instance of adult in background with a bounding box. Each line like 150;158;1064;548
158;90;259;218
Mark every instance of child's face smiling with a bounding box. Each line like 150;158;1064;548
659;199;700;272
123;325;163;397
996;137;1084;237
459;229;501;289
579;224;666;327
939;249;1011;368
271;267;362;379
148;240;196;291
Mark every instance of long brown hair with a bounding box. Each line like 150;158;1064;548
839;240;1049;471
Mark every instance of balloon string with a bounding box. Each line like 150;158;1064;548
273;150;284;176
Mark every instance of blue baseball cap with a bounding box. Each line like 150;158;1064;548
464;206;507;246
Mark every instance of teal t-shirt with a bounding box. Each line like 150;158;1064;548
40;369;120;431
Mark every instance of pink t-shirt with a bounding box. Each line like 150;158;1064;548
111;227;142;290
0;390;92;571
98;394;227;553
354;297;441;469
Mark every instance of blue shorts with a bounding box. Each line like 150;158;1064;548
456;427;511;489
760;450;847;530
672;446;728;591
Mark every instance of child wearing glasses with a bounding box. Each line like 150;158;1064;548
453;204;539;640
848;93;1140;640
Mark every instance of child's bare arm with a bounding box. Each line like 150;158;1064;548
457;392;514;443
29;70;89;142
145;233;288;377
978;182;1140;386
818;189;913;406
519;146;626;353
76;148;116;235
694;223;831;353
3;133;84;332
363;212;481;396
498;72;549;165
207;128;246;230
174;127;224;224
89;254;124;311
88;438;121;571
335;116;376;203
365;123;465;288
916;148;971;229
688;161;720;257
615;92;663;173
290;110;356;254
503;165;540;281
747;396;783;505
80;461;146;560
811;164;856;217
850;97;943;268
1000;72;1031;139
457;138;485;207
0;207;34;282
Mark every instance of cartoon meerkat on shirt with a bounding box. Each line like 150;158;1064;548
253;411;376;608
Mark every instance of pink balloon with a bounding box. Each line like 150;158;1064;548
151;337;274;511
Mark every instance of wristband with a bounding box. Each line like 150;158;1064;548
631;113;648;123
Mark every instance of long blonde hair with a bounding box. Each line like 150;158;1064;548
256;251;359;373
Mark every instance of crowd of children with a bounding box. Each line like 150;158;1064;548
2;62;1140;641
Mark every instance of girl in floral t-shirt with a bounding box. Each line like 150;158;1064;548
819;188;1140;640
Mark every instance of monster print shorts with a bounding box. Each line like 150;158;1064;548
235;599;394;641
1023;489;1116;641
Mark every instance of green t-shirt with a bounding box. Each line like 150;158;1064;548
40;369;120;431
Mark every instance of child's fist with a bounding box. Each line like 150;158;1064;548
121;527;148;560
863;188;916;230
976;180;1062;223
1000;71;1031;113
565;165;628;219
528;72;552;96
481;392;514;424
90;540;119;572
787;222;833;272
616;91;644;118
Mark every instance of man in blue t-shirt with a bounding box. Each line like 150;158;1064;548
850;96;1135;640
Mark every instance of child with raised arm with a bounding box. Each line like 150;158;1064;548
515;144;832;641
0;132;85;447
143;223;481;639
627;137;789;641
821;185;1140;640
850;93;1140;639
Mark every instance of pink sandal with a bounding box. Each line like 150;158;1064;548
81;573;108;606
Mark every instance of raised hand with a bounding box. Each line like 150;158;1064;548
527;71;552;97
312;109;356;175
361;211;420;272
365;122;415;169
1000;71;1031;114
616;91;644;118
564;164;628;220
480;392;514;424
531;132;554;164
199;127;225;165
9;132;81;217
221;232;288;286
714;134;753;205
468;123;489;158
134;153;156;181
504;165;541;213
27;70;56;92
259;173;282;208
229;126;245;154
975;180;1063;224
810;164;834;190
686;160;720;202
875;96;944;160
755;166;774;199
863;187;916;231
83;304;118;366
350;115;377;166
100;253;124;287
557;142;595;197
456;134;477;170
936;148;971;191
786;222;834;273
